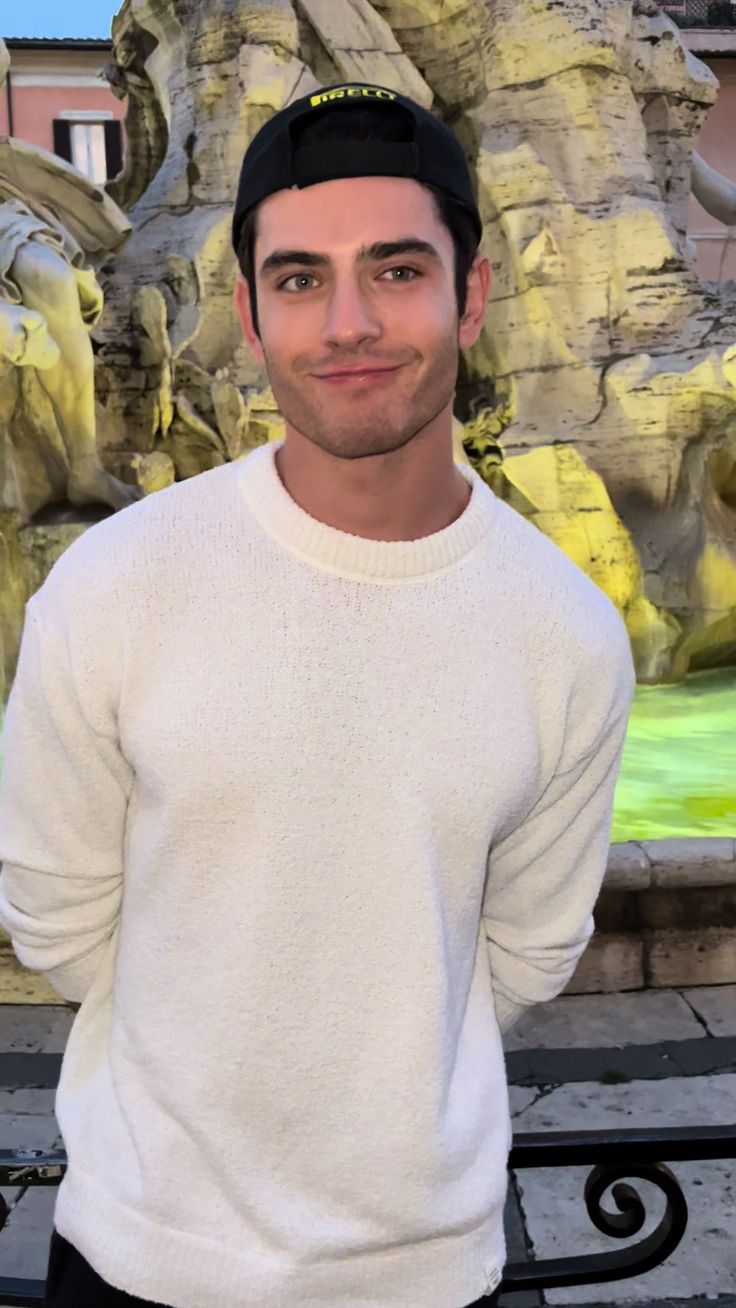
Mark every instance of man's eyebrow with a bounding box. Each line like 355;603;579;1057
259;238;441;277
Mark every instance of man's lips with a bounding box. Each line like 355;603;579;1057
311;364;404;385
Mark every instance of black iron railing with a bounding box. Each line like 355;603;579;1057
661;0;736;26
0;1124;733;1305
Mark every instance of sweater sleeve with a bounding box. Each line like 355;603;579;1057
483;616;636;1035
0;595;132;1003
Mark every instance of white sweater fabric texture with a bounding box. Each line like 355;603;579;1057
0;437;635;1308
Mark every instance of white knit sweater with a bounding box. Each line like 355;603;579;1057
0;438;635;1308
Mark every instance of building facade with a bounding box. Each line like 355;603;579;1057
0;38;124;185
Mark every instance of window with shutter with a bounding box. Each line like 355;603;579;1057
104;120;124;180
52;116;125;185
52;119;72;163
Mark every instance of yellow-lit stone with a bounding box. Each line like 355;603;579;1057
0;934;65;1004
496;444;636;599
130;451;176;494
688;540;736;626
452;437;683;682
0;507;28;706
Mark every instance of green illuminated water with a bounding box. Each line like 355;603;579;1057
0;668;734;842
611;667;736;842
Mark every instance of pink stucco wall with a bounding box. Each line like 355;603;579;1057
0;44;125;168
0;83;125;155
689;57;736;281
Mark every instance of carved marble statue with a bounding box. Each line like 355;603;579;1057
0;38;144;525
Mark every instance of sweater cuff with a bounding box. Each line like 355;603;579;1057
493;989;529;1035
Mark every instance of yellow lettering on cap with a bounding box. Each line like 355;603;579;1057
309;85;398;107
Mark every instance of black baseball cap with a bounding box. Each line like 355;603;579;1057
231;81;482;254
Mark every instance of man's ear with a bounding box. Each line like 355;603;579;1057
234;273;265;368
458;251;492;353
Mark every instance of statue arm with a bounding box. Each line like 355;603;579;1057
0;138;131;259
482;615;636;1035
691;151;736;228
0;597;131;1005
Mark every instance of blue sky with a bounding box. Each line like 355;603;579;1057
3;1;119;39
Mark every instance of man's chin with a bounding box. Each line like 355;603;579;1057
302;430;418;460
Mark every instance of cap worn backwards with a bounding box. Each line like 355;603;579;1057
231;82;482;254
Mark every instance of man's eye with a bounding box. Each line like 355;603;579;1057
277;273;317;291
382;266;421;282
276;266;422;292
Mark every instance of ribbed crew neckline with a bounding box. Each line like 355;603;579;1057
237;438;496;581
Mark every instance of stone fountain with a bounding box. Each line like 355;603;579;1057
1;0;735;999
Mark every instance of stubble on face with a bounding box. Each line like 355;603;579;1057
250;175;462;465
261;327;459;463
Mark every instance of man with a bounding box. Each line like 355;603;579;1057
0;82;636;1308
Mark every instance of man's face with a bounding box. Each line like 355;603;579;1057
234;175;485;463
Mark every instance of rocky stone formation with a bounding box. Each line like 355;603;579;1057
0;38;146;701
5;0;736;696
91;0;433;484
456;0;736;684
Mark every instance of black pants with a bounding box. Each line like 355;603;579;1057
44;1227;502;1306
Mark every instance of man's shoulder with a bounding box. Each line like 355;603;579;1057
30;462;241;613
489;494;634;670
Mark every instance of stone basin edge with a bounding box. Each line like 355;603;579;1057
606;838;736;890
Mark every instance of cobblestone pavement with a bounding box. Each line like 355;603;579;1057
0;986;732;1306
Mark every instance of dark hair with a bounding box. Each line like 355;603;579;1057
235;105;480;339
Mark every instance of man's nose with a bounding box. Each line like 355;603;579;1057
320;277;382;347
